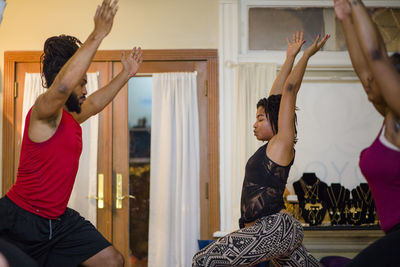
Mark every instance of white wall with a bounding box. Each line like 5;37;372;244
288;81;383;190
0;0;219;194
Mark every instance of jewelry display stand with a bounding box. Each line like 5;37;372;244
293;173;328;226
325;183;350;225
291;179;382;259
351;183;376;224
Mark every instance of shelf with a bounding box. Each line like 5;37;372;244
303;228;384;259
304;224;381;231
214;225;384;259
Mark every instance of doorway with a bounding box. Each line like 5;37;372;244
2;50;219;265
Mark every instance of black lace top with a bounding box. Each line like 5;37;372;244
239;143;294;228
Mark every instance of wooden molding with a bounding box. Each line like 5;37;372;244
3;49;218;63
2;53;16;195
207;57;220;236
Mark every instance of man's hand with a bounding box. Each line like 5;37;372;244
122;47;144;78
93;0;119;39
334;0;352;21
0;0;7;25
304;34;330;57
286;31;305;58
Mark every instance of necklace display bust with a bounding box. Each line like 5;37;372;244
352;183;376;224
325;183;350;225
293;173;328;226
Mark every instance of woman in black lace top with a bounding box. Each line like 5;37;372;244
193;32;329;267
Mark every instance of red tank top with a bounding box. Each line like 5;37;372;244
7;108;82;219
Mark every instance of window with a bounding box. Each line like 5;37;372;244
248;7;400;52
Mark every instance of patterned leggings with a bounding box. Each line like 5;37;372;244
192;213;321;267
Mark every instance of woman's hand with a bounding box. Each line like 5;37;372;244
334;0;352;21
286;31;305;58
122;47;144;79
304;34;330;57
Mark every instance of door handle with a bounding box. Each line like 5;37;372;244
87;173;104;209
116;173;135;209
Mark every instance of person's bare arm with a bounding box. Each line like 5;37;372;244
269;31;304;96
335;0;369;81
32;0;119;122
268;34;329;165
349;0;400;116
74;47;143;123
335;0;386;116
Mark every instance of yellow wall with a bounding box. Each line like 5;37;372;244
0;0;218;192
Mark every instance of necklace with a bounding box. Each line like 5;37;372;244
299;179;320;200
327;186;344;223
305;202;323;225
307;208;319;225
328;207;341;224
304;201;323;211
346;201;363;224
357;185;372;206
356;185;373;219
327;186;344;208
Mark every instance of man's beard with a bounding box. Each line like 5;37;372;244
65;92;82;114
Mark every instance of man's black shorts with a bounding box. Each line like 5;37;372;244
0;196;111;267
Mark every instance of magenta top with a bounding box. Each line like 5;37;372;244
359;126;400;233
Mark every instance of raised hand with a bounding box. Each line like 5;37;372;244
122;47;144;78
304;34;330;57
93;0;119;39
286;31;305;58
334;0;351;21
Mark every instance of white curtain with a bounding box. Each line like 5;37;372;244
148;72;200;267
230;63;276;230
69;73;99;225
21;73;46;135
21;73;99;225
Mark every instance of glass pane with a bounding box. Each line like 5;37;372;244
128;77;152;130
128;77;152;267
249;8;327;51
372;8;400;52
249;7;400;52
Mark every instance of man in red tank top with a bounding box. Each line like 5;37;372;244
0;1;143;266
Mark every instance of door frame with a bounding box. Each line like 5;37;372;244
2;49;220;241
